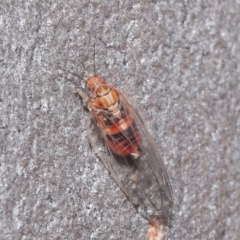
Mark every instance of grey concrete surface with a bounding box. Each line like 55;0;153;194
1;1;240;239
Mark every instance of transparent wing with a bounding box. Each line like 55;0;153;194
86;94;173;221
121;95;173;202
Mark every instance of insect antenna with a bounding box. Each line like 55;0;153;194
58;68;86;87
93;43;96;76
58;68;89;111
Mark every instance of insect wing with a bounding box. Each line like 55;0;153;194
120;95;173;215
122;95;173;202
87;93;173;220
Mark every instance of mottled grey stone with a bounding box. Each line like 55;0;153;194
1;1;240;239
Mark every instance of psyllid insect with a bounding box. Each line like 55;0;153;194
61;47;173;240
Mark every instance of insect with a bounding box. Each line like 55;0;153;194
75;75;172;211
61;47;173;239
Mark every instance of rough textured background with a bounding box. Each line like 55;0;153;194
1;1;240;239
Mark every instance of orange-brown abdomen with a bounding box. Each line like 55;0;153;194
105;119;141;156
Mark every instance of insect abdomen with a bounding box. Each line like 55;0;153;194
106;120;141;156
